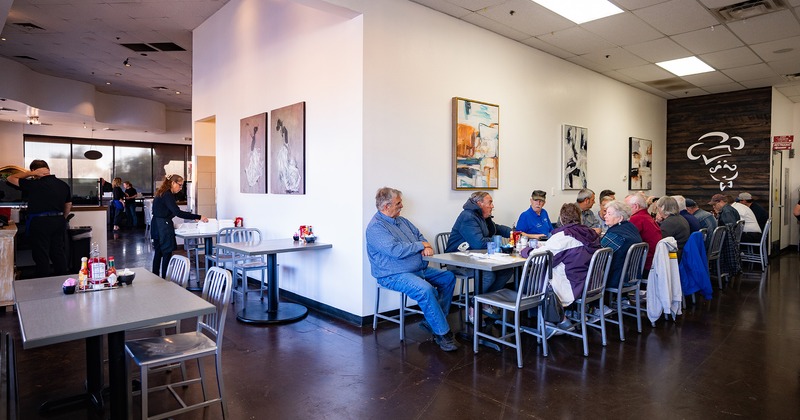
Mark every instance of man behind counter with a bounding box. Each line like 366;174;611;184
7;160;72;277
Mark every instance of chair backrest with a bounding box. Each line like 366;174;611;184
165;255;191;288
581;248;613;300
199;267;233;346
732;219;745;243
618;242;648;286
698;227;708;244
143;199;153;226
516;250;552;309
434;232;449;254
760;219;771;249
707;226;727;260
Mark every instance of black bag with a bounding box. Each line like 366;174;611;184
543;285;565;324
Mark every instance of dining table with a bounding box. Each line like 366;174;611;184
215;239;332;325
14;267;216;419
175;226;219;291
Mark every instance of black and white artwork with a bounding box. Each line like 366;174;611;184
240;112;267;194
562;124;587;190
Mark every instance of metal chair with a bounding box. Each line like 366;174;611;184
554;247;613;356
434;232;472;311
604;242;648;342
373;281;424;342
473;250;552;368
184;237;205;287
230;228;269;304
125;266;232;420
698;227;708;245
707;226;728;289
732;219;745;243
205;227;242;273
143;198;153;242
741;219;771;272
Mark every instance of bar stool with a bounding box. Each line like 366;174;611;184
373;282;424;342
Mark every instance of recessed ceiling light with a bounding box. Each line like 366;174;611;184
531;0;623;24
656;57;714;76
175;91;181;95
106;82;111;85
115;73;122;76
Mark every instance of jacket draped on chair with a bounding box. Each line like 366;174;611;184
679;231;713;300
647;236;682;324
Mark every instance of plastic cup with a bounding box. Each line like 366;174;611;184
487;242;497;255
492;235;503;248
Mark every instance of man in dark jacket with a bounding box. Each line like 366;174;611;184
737;192;768;231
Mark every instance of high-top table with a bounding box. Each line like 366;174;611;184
216;239;332;325
14;267;216;419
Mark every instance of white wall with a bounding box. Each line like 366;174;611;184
772;89;800;247
0;122;24;168
194;0;667;317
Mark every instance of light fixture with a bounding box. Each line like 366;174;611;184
84;127;103;160
26;116;41;125
531;0;623;24
123;58;130;67
656;56;715;76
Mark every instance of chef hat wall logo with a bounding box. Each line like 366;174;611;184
686;131;745;191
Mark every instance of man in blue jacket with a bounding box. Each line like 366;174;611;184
366;187;458;352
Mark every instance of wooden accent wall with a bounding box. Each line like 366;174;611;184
666;87;771;209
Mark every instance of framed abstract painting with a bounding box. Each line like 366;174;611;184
629;137;652;190
269;101;305;195
562;124;587;190
452;97;499;190
240;112;267;194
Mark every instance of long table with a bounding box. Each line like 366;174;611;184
216;239;332;325
175;228;218;290
14;267;216;419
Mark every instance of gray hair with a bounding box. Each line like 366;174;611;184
672;195;687;211
605;200;632;221
469;191;490;204
375;187;401;210
625;192;647;209
576;188;595;203
656;196;679;216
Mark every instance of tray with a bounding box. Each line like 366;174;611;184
77;279;120;293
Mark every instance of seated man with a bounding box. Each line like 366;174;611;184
576;188;601;233
673;195;701;233
445;191;513;296
516;189;552;240
737;192;768;231
685;198;717;248
731;197;762;243
366;187;458;352
624;192;662;271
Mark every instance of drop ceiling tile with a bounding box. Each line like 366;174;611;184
634;0;718;36
536;26;617;55
613;0;669;10
722;62;777;81
630;82;676;99
443;0;506;11
682;71;734;86
767;58;800;75
411;0;471;17
566;55;612;73
699;46;763;69
618;63;674;81
580;47;648;70
750;35;800;62
581;12;663;46
671;25;743;55
702;82;748;94
776;84;800;97
602;70;639;84
519;36;575;59
479;0;572;37
624;37;692;62
698;0;744;7
669;87;710;98
739;75;787;88
726;10;800;45
461;11;530;41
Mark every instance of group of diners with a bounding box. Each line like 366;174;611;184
365;186;767;353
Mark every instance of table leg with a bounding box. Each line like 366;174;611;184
188;237;213;291
39;336;105;413
236;253;308;324
108;331;128;420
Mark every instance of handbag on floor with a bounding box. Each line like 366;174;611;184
544;285;565;324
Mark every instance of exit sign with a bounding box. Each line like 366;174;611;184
773;135;794;150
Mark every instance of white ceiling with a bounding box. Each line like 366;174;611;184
0;0;799;130
411;0;800;102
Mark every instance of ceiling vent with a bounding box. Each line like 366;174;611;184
12;22;45;31
711;0;786;22
644;77;698;92
785;73;800;81
120;42;186;52
0;107;18;112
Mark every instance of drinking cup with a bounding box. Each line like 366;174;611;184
487;242;497;255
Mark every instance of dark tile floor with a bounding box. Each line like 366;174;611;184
3;228;799;419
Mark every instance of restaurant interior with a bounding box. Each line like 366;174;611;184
1;0;800;418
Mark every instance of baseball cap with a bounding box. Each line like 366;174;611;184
708;194;726;205
685;198;697;208
737;192;752;201
531;190;547;201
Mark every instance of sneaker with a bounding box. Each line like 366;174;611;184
545;326;559;339
593;305;613;317
419;320;434;336
556;318;575;331
620;298;631;308
433;331;460;352
481;306;501;319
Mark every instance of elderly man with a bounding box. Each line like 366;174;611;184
686;198;717;247
516;189;552;239
731;196;761;243
737;192;768;231
673;195;701;233
624;192;661;270
7;159;72;277
577;188;601;232
366;187;458;352
709;194;740;227
446;191;513;298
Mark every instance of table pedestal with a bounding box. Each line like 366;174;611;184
235;253;308;324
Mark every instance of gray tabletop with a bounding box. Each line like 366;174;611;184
423;251;527;271
175;229;219;240
14;267;216;349
216;238;332;256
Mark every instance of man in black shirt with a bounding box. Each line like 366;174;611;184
8;160;72;277
737;192;769;231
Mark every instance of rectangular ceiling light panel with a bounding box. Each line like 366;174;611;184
656;56;715;76
531;0;624;24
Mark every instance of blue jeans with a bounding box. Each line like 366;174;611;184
377;267;456;336
448;267;513;294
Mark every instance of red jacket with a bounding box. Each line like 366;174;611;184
629;209;662;270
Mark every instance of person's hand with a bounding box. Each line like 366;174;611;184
200;216;209;223
422;247;434;257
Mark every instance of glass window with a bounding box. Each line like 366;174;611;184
72;143;113;205
24;140;71;178
153;144;188;198
115;146;152;195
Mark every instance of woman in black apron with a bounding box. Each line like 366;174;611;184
151;174;208;278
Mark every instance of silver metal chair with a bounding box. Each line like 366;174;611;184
125;266;232;420
707;226;728;289
205;227;242;273
604;242;648;342
732;219;745;243
230;228;269;304
373;281;424;342
183;237;205;287
555;247;613;356
740;219;771;272
698;227;708;245
434;232;472;311
473;250;552;368
143;198;153;243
